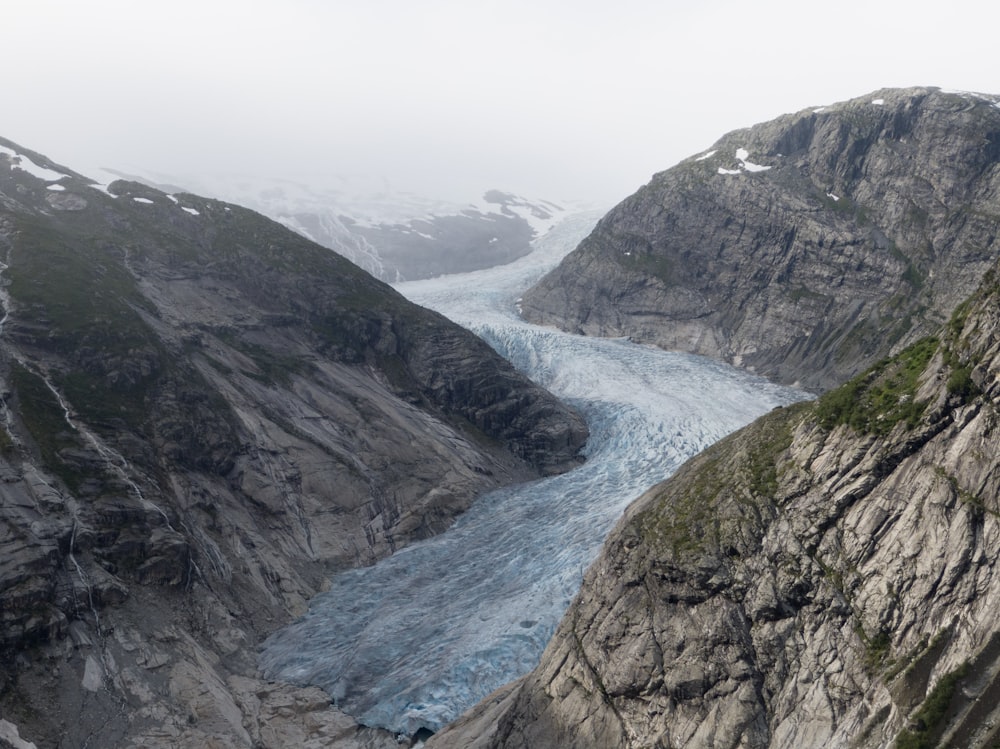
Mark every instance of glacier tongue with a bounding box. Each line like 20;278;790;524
258;211;807;735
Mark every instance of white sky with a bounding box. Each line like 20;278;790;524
4;0;1000;203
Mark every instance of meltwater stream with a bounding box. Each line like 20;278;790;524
260;211;808;735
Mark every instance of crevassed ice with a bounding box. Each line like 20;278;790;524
259;210;808;736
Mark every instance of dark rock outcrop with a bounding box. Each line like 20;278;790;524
0;140;587;748
521;87;1000;391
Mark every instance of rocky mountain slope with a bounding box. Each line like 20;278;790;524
110;168;571;282
0;138;587;748
432;229;1000;746
521;87;1000;391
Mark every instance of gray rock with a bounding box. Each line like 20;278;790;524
0;140;587;748
521;87;1000;391
434;249;1000;747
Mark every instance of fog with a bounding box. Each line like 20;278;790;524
5;0;1000;203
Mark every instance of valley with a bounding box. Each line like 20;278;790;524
2;86;1000;749
260;211;805;736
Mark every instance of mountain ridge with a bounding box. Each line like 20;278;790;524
102;166;584;283
430;88;1000;748
0;138;587;748
520;87;1000;391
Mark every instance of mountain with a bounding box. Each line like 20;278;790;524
104;168;577;282
520;87;1000;391
0;138;587;748
428;88;1000;748
431;201;1000;748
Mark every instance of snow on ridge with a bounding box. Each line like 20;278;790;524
461;192;571;237
945;89;1000;109
718;147;772;176
505;200;567;237
78;166;125;197
695;150;717;161
275;215;319;243
0;144;70;182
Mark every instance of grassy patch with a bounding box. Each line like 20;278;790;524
894;662;969;749
787;285;830;304
7;216;167;430
639;402;808;558
10;362;92;491
857;624;894;672
215;332;311;387
815;337;939;435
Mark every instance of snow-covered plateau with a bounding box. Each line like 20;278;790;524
259;211;808;736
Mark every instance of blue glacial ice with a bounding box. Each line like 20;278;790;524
259;210;809;735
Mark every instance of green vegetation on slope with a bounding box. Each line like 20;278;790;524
6;215;165;429
638;402;810;558
10;361;97;492
894;663;969;749
815;337;939;435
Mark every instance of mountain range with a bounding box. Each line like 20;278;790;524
3;85;1000;749
100;168;580;283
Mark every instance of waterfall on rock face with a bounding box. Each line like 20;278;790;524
259;211;808;735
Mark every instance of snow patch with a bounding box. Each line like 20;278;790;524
0;144;71;182
737;147;772;172
871;98;885;105
0;720;37;749
275;215;319;243
827;192;840;201
695;150;717;161
132;197;154;204
82;655;104;692
718;147;772;176
79;167;125;197
46;184;66;192
181;206;200;216
166;194;179;204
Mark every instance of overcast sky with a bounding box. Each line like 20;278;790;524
5;1;1000;204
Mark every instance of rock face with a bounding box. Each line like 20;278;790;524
521;87;1000;391
0;140;587;748
431;259;1000;746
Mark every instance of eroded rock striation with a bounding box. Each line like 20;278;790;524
521;87;1000;391
432;255;1000;746
0;139;587;748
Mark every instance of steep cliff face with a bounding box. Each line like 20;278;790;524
433;259;1000;747
521;87;1000;391
0;140;587;748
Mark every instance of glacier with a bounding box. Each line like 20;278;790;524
258;210;808;736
